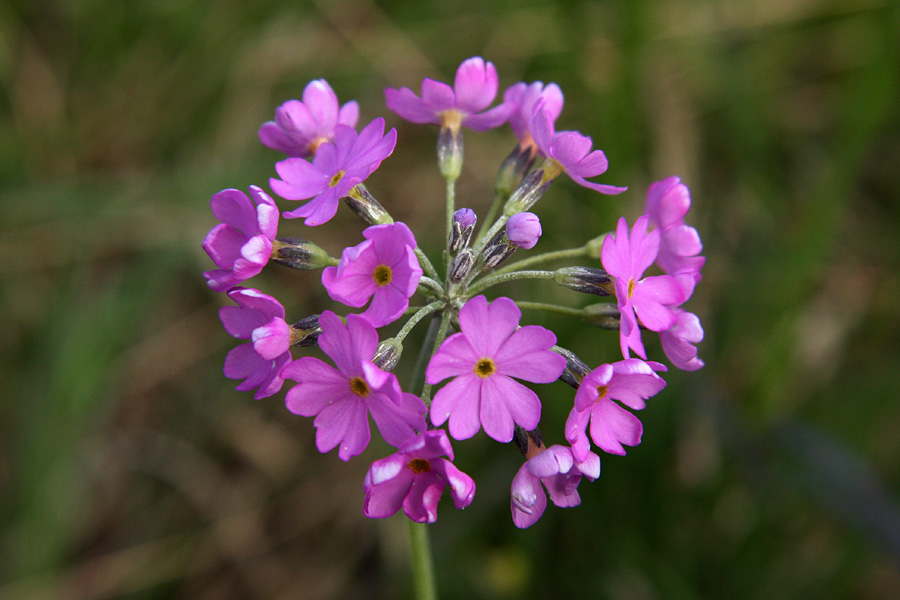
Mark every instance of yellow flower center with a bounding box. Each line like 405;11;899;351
349;376;370;397
627;278;636;298
373;264;392;286
408;458;431;474
474;358;496;378
329;170;346;188
595;384;609;400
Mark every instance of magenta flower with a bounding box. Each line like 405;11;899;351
321;222;423;328
363;429;476;523
601;215;686;359
530;101;626;195
219;287;292;399
565;359;667;459
282;311;427;461
506;212;542;249
426;296;566;443
385;56;513;132
644;177;705;298
202;186;279;292
269;117;397;226
259;79;359;157
510;444;600;529
660;309;705;371
504;81;564;144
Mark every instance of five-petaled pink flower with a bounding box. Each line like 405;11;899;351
269;117;397;226
322;222;423;328
601;215;685;359
259;79;360;158
564;358;667;459
426;296;566;443
510;444;600;529
219;287;292;399
530;101;627;195
385;57;513;132
282;311;426;461
363;429;476;523
202;186;279;292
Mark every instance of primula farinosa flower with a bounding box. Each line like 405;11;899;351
385;56;513;133
426;296;566;443
530;101;627;195
269;117;397;226
363;429;476;523
282;311;426;461
504;81;564;146
219;287;292;399
565;358;667;459
601;215;685;360
510;444;600;528
202;186;279;292
505;211;542;249
644;176;706;298
322;222;423;328
660;309;705;371
259;79;360;158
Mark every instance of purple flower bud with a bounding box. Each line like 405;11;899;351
449;208;477;252
506;212;542;249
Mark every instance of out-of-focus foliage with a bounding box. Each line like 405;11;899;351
1;0;899;598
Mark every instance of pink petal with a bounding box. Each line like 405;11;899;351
453;57;497;113
589;398;643;455
480;375;541;442
430;375;481;440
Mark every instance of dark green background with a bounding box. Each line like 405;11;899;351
2;0;899;598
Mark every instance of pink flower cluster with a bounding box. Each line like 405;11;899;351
201;56;706;529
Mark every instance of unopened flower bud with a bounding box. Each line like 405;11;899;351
506;212;542;249
289;314;322;347
373;337;403;371
582;303;621;330
496;144;537;197
554;346;591;388
450;248;476;283
272;238;335;270
481;232;517;270
553;266;613;296
449;208;477;253
503;168;554;215
437;126;464;182
345;184;393;225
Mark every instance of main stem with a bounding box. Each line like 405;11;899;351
408;520;438;600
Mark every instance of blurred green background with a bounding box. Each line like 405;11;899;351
2;0;900;598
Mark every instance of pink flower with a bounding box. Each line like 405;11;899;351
426;296;566;442
282;312;426;461
601;216;685;359
565;359;667;458
269;118;397;226
219;287;292;399
510;445;600;529
322;222;423;328
644;177;705;298
506;212;542;249
363;429;476;523
202;186;279;292
530;101;627;195
660;309;705;371
259;79;359;157
504;81;564;144
385;56;513;132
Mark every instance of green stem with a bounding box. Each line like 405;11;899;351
408;520;438;600
488;246;588;278
516;301;588;319
444;178;456;277
474;189;506;247
467;269;557;296
395;301;443;344
416;247;440;281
